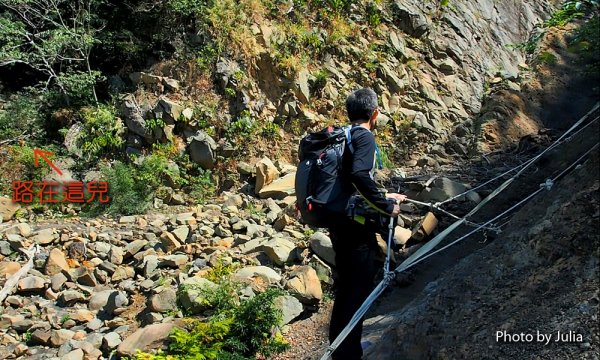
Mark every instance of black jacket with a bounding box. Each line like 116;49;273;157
342;126;395;215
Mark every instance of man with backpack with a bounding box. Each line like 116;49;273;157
326;88;406;359
296;88;406;358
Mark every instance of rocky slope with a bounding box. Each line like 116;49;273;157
1;0;599;359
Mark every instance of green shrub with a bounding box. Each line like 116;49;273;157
84;154;184;215
138;288;288;359
0;145;50;196
545;1;585;27
227;111;256;139
78;104;124;160
0;92;45;142
187;168;215;205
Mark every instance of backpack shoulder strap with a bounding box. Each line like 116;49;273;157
345;125;368;154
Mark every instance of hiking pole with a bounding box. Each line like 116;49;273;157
383;213;395;274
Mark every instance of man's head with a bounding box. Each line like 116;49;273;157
346;88;379;129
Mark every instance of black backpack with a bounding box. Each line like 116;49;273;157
295;125;358;227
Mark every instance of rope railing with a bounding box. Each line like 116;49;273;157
320;103;599;360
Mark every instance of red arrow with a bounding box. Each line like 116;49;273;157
33;149;63;176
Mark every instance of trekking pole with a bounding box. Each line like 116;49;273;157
383;214;395;274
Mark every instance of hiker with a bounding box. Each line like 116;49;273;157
327;88;406;359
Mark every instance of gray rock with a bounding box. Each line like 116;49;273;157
187;130;217;169
58;290;86;305
88;290;128;314
117;323;174;357
294;68;310;104
274;295;303;325
262;238;296;266
391;1;430;38
120;95;152;141
61;348;84;360
63;123;84;158
33;228;56;245
172;226;190;243
0;241;12;256
233;266;281;284
142;255;160;278
309;232;336;266
148;288;177;313
160;254;188;268
86;318;103;331
17;276;46;292
125;239;148;258
112;266;135;281
102;332;121;351
109;246;124;265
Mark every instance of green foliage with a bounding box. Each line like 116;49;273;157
146;118;166;132
537;51;558;64
227;111;256;139
545;1;585;27
204;258;240;284
366;3;382;26
78;104;124;159
144;288;287;360
187;168;215;205
0;145;50;196
261;122;280;138
570;13;600;73
85;153;185;215
0;91;44;142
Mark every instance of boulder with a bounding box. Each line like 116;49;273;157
61;348;84;360
274;295;303;326
125;239;148;258
258;173;295;200
120;95;152;141
148;288;177;313
102;332;122;351
262;237;296;266
0;261;21;278
178;277;218;314
309;232;336;266
50;329;75;347
233;266;281;284
160;231;181;253
63;123;84;158
255;157;279;194
285;266;323;304
0;197;20;221
187;130;217;169
17;276;46;292
88;290;128;314
117;323;175;357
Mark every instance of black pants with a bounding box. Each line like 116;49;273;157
328;217;380;360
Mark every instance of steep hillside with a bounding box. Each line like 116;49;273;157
0;1;599;360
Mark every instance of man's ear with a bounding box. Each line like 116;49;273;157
371;108;379;121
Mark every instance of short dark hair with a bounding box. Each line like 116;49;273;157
346;88;378;123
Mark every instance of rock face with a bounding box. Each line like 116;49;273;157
117;323;175;357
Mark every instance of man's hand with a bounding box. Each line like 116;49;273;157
391;204;401;217
387;193;407;204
